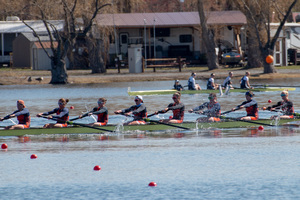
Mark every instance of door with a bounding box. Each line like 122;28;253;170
119;33;129;56
274;39;282;66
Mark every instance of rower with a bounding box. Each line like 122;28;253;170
232;91;258;120
240;71;253;89
114;95;147;125
222;71;234;90
187;72;201;90
188;93;221;122
79;97;108;126
262;90;294;119
207;73;219;90
37;98;69;128
0;100;30;130
154;92;185;124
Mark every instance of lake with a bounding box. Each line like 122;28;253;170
1;80;300;199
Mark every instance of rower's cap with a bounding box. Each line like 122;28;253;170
135;95;143;102
17;100;26;107
245;91;254;97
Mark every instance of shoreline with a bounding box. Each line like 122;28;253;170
0;67;299;85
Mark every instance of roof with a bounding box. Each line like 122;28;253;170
34;41;58;49
21;32;55;42
0;20;64;33
96;11;246;28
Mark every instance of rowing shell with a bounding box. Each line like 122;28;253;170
0;118;299;136
127;87;296;96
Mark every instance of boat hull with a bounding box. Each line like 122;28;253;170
0;118;298;136
128;87;296;96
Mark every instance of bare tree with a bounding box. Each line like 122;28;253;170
231;0;298;73
198;0;219;70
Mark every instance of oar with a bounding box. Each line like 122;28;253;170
262;108;300;118
221;109;237;115
147;110;165;118
144;118;190;130
220;116;276;127
66;121;114;132
38;116;113;132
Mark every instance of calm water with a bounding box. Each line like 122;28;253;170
1;79;300;199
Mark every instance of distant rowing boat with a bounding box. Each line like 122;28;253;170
0;118;299;136
127;87;296;96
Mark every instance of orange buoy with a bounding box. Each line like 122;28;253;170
258;126;264;131
266;55;274;64
148;182;157;187
1;143;8;149
30;154;38;159
94;165;101;171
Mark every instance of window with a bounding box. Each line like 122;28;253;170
179;35;192;43
150;28;170;37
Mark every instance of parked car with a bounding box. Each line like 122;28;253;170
221;51;243;67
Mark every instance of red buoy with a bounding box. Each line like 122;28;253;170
258;126;264;131
94;165;101;171
148;182;157;187
1;143;8;149
268;99;272;103
70;106;74;110
30;154;38;159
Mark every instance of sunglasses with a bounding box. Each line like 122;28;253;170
58;102;63;105
134;99;140;101
172;97;177;100
98;101;103;104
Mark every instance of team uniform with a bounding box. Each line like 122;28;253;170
3;108;31;129
188;76;197;90
240;75;249;89
42;107;69;127
166;102;185;123
222;76;232;88
122;103;147;124
192;102;221;122
266;100;294;119
207;77;216;90
236;99;259;120
83;107;109;125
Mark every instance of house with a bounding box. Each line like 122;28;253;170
13;32;58;70
0;19;63;67
95;11;247;65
